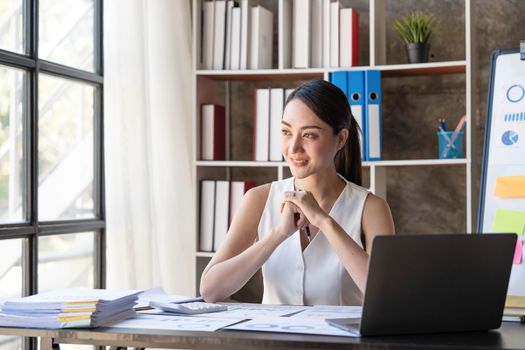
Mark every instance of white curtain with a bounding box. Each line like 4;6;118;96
103;0;195;295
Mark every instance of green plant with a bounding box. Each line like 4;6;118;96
393;12;436;44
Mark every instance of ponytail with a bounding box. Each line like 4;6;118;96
335;116;362;186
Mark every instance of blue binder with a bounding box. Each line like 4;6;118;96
364;70;382;160
330;71;348;99
348;70;366;159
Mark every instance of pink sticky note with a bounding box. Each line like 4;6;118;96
513;240;523;264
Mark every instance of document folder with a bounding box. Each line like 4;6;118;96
348;70;366;159
330;71;348;99
330;70;366;159
364;70;382;160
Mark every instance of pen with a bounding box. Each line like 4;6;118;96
439;118;448;132
305;226;311;240
453;115;467;133
449;115;467;149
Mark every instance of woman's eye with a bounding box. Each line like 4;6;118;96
303;133;317;139
281;129;291;135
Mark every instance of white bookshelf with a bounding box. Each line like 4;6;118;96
191;0;475;294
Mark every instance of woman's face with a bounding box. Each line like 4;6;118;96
281;98;347;179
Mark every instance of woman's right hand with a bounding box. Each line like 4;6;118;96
273;201;307;242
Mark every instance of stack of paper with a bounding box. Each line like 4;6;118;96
0;288;141;329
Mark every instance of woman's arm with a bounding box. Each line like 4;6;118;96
319;194;395;292
282;192;395;293
200;184;297;303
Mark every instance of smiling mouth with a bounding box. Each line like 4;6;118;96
289;159;309;167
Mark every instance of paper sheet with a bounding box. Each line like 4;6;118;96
492;208;525;235
290;305;362;319
172;303;306;319
225;316;359;337
514;240;523;264
494;176;525;198
107;314;244;332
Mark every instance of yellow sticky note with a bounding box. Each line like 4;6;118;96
492;208;525;235
494;175;525;198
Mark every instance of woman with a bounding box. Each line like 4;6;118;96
200;79;395;305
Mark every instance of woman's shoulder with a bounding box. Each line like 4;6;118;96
363;192;389;210
362;192;393;229
245;183;271;203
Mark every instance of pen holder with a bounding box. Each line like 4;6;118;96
437;131;464;159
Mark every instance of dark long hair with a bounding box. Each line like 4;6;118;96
285;79;362;186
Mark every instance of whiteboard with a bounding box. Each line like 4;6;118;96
478;48;525;302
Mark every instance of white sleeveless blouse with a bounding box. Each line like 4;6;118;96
257;176;369;306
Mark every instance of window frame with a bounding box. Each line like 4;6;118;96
0;1;105;347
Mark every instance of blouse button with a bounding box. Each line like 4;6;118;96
297;265;303;272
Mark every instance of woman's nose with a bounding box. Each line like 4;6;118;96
290;135;303;154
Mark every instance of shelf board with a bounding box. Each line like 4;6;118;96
196;160;286;167
195;61;466;80
376;61;467;77
365;159;468;167
197;159;467;167
196;251;214;258
196;68;325;80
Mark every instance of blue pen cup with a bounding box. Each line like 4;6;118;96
437;131;464;159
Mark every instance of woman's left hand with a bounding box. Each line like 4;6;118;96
280;190;329;228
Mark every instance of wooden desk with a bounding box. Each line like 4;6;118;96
0;322;524;350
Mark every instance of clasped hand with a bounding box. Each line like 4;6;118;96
276;190;327;239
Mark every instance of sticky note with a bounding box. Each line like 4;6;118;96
492;208;525;236
494;175;525;198
514;240;523;264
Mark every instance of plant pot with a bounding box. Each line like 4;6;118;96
406;43;430;63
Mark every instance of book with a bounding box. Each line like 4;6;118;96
279;0;293;68
224;0;235;70
199;180;215;252
285;88;295;102
201;104;226;160
229;181;256;224
330;0;340;67
201;1;215;69
230;6;242;70
239;0;254;70
311;0;323;68
293;0;311;68
254;88;270;161
322;0;331;67
213;0;227;70
213;180;230;251
269;88;284;161
249;5;274;69
339;8;359;67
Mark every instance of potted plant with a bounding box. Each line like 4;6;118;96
393;12;436;63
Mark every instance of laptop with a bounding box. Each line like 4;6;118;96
327;233;516;336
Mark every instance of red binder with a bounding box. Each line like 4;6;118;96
201;104;226;160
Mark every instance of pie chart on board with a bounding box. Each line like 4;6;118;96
506;84;525;103
501;130;519;145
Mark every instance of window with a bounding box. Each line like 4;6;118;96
0;1;103;349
